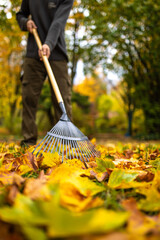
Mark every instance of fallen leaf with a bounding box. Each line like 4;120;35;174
23;178;51;200
122;198;156;235
60;181;104;212
40;152;61;168
90;170;109;182
108;169;139;189
137;172;160;212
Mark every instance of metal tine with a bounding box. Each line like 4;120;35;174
56;137;60;152
70;140;75;159
35;134;50;156
81;141;93;159
51;136;59;153
72;140;79;160
62;139;65;163
43;135;53;153
74;141;82;161
87;140;97;153
32;134;48;154
79;140;92;159
84;140;97;157
58;138;62;155
87;141;99;157
79;141;90;162
75;141;88;165
71;141;76;159
68;140;71;159
70;140;74;159
77;141;89;162
66;140;68;159
47;136;55;153
87;141;97;154
54;127;62;152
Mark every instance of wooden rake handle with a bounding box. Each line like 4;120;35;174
32;28;63;104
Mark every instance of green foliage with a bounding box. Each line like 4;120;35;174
72;91;90;114
81;0;160;136
72;102;92;135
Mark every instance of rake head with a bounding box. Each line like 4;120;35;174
33;117;100;165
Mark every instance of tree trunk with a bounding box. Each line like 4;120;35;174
125;110;133;137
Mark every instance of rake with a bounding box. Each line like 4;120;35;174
32;29;99;166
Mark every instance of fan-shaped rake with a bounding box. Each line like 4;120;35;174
32;29;100;167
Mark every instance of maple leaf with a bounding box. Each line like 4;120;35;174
40;152;61;168
108;169;139;189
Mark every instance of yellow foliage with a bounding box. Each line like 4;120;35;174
0;141;159;239
74;75;106;103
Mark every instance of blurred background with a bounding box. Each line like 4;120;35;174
0;0;160;142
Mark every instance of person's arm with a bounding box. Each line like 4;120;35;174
45;0;74;52
16;0;30;31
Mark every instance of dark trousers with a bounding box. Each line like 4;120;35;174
21;57;72;145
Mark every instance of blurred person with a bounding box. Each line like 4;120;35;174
16;0;73;146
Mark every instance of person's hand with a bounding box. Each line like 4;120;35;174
38;44;51;60
27;20;37;33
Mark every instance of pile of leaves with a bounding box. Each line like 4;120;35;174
0;140;160;240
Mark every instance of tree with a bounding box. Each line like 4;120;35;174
74;73;107;133
0;1;25;133
80;0;160;137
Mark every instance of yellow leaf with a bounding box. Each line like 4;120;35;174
137;171;160;211
18;164;33;176
40;152;61;168
48;163;85;184
0;172;15;185
60;182;103;212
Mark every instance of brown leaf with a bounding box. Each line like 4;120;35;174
45;167;57;175
23;178;50;200
149;153;158;160
6;185;19;205
124;149;134;159
106;168;113;176
27;152;38;170
22;152;38;170
12;174;25;187
86;161;98;168
3;153;15;164
90;170;109;182
38;170;49;181
136;171;154;182
122;198;156;235
2;175;25;204
153;149;159;155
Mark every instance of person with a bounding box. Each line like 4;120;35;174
16;0;73;146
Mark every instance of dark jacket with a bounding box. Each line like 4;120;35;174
16;0;74;61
